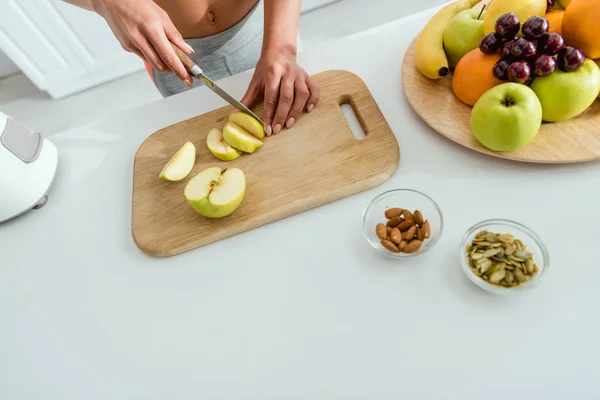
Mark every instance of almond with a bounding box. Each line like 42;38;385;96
403;239;423;254
397;221;414;232
381;240;400;253
403;210;414;223
390;228;402;244
399;240;408;252
403;225;417;241
414;210;424;226
422;220;431;238
386;226;392;234
416;228;424;241
384;208;403;219
387;216;402;228
376;223;387;240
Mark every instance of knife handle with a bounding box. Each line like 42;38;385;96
170;43;201;76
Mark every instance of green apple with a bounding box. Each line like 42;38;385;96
207;128;242;161
159;141;196;181
470;83;542;152
531;59;600;122
222;121;264;153
228;112;265;139
443;8;486;68
184;167;246;218
557;0;571;9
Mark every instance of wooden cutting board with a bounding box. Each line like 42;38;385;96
132;70;399;257
402;37;600;164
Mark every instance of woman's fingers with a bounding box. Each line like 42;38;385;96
271;77;295;134
144;23;192;85
262;73;282;136
285;78;310;129
161;11;194;56
305;76;320;112
132;35;168;73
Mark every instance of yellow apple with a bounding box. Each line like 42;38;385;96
159;141;196;182
184;167;246;218
206;128;242;161
222;121;263;153
228;112;265;139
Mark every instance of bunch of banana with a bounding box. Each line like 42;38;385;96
415;0;483;79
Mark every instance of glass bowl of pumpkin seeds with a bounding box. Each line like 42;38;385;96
460;219;550;295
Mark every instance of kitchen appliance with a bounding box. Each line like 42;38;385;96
0;111;58;223
170;44;265;126
132;70;399;257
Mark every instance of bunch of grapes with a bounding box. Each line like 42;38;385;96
479;13;585;86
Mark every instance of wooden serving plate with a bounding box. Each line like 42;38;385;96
132;70;400;257
402;37;600;164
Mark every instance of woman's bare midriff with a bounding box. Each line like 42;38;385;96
154;0;260;39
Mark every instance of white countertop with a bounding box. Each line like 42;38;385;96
2;7;599;399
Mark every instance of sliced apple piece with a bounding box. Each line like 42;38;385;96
184;167;246;218
222;121;264;153
228;112;265;139
207;128;243;161
159;141;196;182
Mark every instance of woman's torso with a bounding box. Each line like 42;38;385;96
154;0;260;39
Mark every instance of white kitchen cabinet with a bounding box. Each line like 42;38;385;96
0;0;144;99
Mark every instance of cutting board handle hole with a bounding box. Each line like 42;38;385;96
340;100;366;140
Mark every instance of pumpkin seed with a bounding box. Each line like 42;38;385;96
504;245;516;255
498;234;514;243
465;230;539;289
482;248;501;258
485;234;501;243
475;230;488;239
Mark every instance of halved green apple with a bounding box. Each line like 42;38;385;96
228;112;265;139
207;128;242;161
159;141;196;182
222;121;263;153
184;167;246;218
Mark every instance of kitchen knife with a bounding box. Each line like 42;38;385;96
170;44;265;126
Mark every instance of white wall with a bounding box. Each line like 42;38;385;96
0;48;19;78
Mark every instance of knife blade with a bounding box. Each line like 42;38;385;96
170;44;265;126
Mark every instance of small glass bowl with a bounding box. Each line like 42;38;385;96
362;189;444;259
459;219;550;295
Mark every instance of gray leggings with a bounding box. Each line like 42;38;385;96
152;1;264;97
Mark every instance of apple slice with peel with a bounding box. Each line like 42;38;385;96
207;128;242;161
222;121;263;153
184;167;246;218
159;141;196;181
228;112;265;139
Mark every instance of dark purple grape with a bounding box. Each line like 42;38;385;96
534;54;557;76
493;59;511;81
547;0;556;13
539;32;566;55
495;13;521;38
508;60;532;84
480;33;504;54
522;16;549;39
558;46;585;72
511;38;537;59
501;38;518;58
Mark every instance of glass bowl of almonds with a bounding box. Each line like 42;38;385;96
362;189;443;258
460;219;550;295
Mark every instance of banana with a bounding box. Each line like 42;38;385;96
415;0;483;79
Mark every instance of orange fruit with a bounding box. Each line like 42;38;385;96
562;0;600;59
452;49;503;107
545;10;564;35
